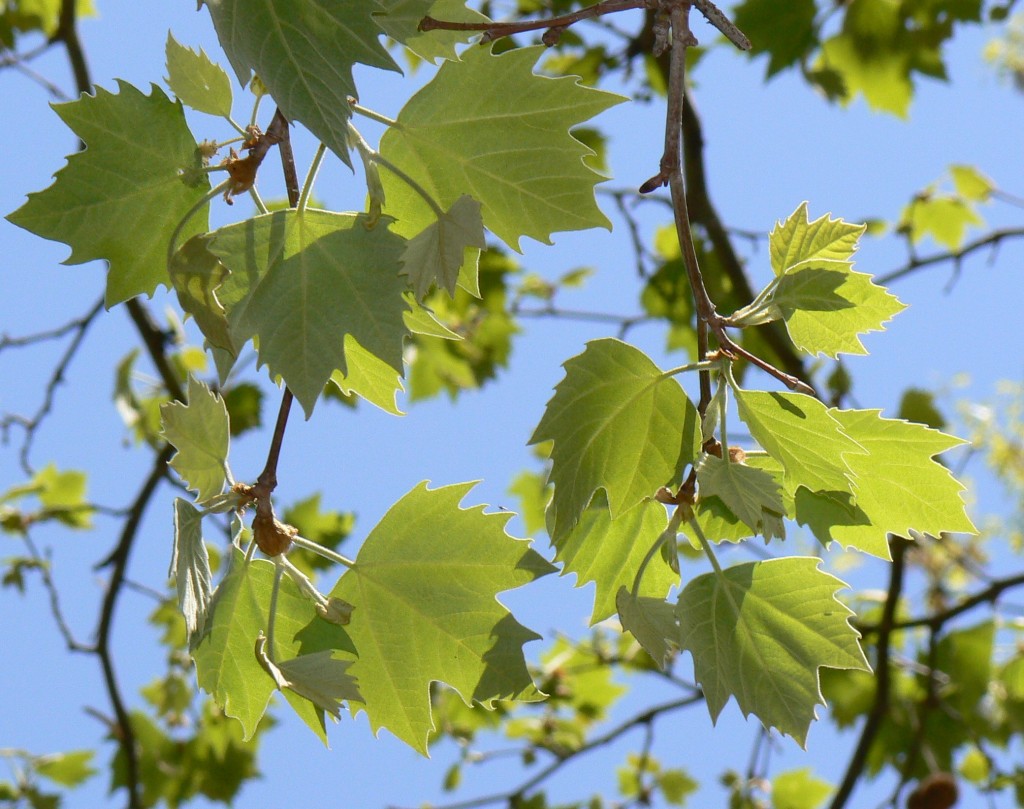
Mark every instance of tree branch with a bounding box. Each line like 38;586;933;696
876;226;1024;286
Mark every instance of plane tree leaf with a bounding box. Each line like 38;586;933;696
192;553;356;740
6;81;209;306
203;209;409;417
552;495;677;624
695;453;784;534
171;499;213;638
616;587;679;669
329;481;555;753
164;32;233;118
676;557;870;746
402;194;486;299
530;338;700;540
199;0;399;165
804;409;976;558
374;0;489;63
160;376;231;502
379;44;625;251
769;203;863;277
732;387;864;497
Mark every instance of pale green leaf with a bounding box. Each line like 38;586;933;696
160;376;231;502
275;650;363;719
695;453;784;533
200;0;399;165
818;31;913;117
950;164;994;201
31;464;91;528
770;263;906;357
403;194;486;298
329;336;405;416
616;587;679;668
192;553;356;740
165;32;233;118
374;0;490;62
403;296;460;339
329;481;555;753
171;498;213;637
379;45;625;250
903;195;983;251
531;339;700;540
205;209;409;417
772;768;832;809
33;751;96;788
6;81;209;305
769;203;865;276
813;409;976;558
677;557;870;746
732;387;864;496
552;495;677;624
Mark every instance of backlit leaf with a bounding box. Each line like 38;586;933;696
616;587;679;668
403;194;486;298
161;376;231;502
204;209;409;417
374;0;490;63
200;0;399;165
531;338;700;540
165;32;233;118
330;481;555;753
677;557;870;745
695;452;784;533
379;45;625;251
770;203;864;276
6;81;209;305
171;498;213;638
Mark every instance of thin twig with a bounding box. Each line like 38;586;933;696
877;226;1024;285
420;0;647;42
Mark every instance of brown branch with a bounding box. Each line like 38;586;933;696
876;226;1024;286
420;0;647;42
402;694;704;809
829;536;909;809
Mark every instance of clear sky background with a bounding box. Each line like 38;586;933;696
2;3;1023;808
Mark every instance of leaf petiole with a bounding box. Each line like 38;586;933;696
166;178;231;268
290;534;356;569
631;505;685;597
689;517;723;577
347;98;396;127
297;143;327;212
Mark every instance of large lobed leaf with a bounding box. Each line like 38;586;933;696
330;481;555;753
203;209;409;417
531;339;700;540
379;45;625;251
200;0;399;165
6;81;209;306
677;557;870;746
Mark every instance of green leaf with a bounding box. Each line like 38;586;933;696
374;0;490;62
171;498;213;637
902;194;983;250
695;453;784;533
192;553;356;740
616;587;679;669
733;0;817;77
165;32;233;118
949;164;994;201
199;0;399;165
379;45;625;250
6;81;210;305
552;495;677;624
770;203;864;276
328;337;406;416
273;650;363;719
169;235;238;357
771;768;832;809
329;481;555;753
677;557;870;746
160;376;231;502
204;209;409;417
531;338;700;540
403;194;486;299
32;751;96;787
766;264;906;357
898;387;946;429
816;409;976;557
223;383;262;436
732;387;864;496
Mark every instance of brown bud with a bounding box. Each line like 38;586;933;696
252;509;296;557
907;772;958;809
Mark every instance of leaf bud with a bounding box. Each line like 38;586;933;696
252;509;296;557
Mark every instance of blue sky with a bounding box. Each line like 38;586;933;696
2;3;1023;808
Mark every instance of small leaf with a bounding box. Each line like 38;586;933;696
949;164;994;201
677;557;870;746
32;751;96;787
160;376;231;502
275;650;363;718
170;498;213;638
772;767;832;809
770;203;864;276
616;587;679;669
6;81;210;305
531;338;700;540
330;481;554;753
902;195;983;251
402;195;486;299
328;336;406;416
695;452;784;533
165;32;233;117
374;0;490;62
